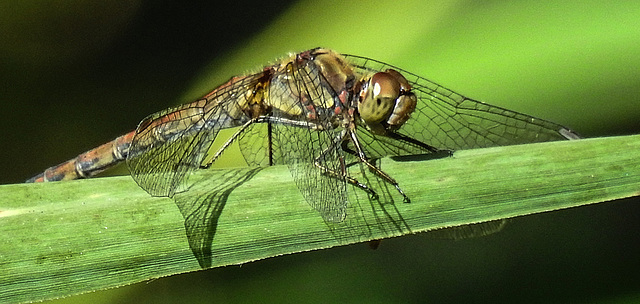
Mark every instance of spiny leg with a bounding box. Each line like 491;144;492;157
200;117;261;169
345;130;411;203
201;116;323;169
313;131;380;200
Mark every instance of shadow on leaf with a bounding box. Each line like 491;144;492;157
325;161;412;246
173;167;263;268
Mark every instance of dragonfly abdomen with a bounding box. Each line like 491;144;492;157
27;131;134;182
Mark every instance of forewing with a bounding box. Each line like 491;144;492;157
269;61;349;223
126;74;264;197
344;54;579;155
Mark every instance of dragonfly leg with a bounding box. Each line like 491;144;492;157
201;115;324;169
313;155;380;200
200;117;260;169
312;131;381;200
346;130;411;203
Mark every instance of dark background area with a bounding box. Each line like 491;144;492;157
1;0;294;183
1;1;639;303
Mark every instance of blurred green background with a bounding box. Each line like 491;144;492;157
1;0;639;303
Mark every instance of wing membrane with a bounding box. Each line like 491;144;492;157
238;123;285;167
269;61;349;223
343;54;578;156
126;74;264;197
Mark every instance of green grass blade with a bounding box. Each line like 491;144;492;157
1;134;638;303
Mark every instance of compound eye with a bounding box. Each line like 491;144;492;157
358;72;400;124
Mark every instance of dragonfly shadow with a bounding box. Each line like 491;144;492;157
171;162;413;268
389;150;453;162
325;161;412;245
328;159;509;246
172;167;263;268
424;219;509;239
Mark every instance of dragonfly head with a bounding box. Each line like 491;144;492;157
357;69;417;135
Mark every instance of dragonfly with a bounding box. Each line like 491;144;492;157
27;48;580;224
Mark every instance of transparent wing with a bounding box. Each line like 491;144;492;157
126;74;265;197
343;54;580;156
268;60;349;223
238;123;285;167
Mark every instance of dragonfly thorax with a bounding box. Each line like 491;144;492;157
357;69;417;135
